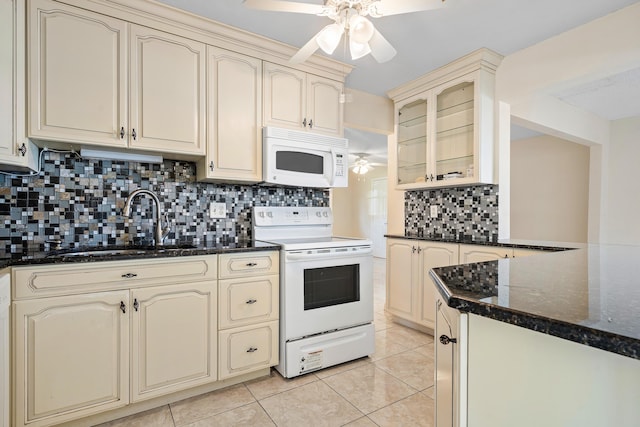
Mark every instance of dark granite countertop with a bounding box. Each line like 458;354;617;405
385;233;577;251
429;244;640;360
0;240;281;269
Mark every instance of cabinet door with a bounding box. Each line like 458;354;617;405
28;0;128;147
131;281;216;402
13;291;129;427
396;94;430;187
435;299;455;427
419;242;459;329
459;244;511;264
202;47;262;182
263;62;306;130
129;25;205;155
306;74;343;136
386;239;415;319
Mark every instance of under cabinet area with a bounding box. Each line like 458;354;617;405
389;48;503;189
28;0;206;155
263;62;344;136
218;251;279;380
9;251;280;427
197;47;262;183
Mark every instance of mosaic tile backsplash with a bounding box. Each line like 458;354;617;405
0;151;328;254
405;185;499;241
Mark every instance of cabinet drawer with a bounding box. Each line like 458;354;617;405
218;251;278;279
219;275;279;329
12;256;217;299
218;320;278;380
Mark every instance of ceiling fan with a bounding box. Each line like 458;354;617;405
243;0;447;64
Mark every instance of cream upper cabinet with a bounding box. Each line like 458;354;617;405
0;0;37;172
263;62;343;136
387;238;459;330
13;291;130;427
28;0;205;156
459;244;511;264
389;49;502;189
197;47;262;183
131;281;216;402
128;24;205;156
28;0;128;147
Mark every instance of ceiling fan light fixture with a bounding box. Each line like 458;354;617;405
349;15;375;44
317;23;344;54
349;38;371;60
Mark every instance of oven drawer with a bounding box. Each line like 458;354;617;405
12;256;217;299
218;251;278;279
218;320;279;379
219;275;279;329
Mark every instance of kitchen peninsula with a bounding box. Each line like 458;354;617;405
429;244;640;427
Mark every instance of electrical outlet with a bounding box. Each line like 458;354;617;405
209;202;227;219
430;205;438;218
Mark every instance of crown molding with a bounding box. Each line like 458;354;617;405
55;0;354;82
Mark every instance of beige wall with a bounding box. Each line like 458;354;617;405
511;135;590;243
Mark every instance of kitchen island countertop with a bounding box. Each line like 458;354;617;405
429;244;640;360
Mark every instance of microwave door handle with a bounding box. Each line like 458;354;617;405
329;148;336;186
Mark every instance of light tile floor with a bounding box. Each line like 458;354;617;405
97;258;436;427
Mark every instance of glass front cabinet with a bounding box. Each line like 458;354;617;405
391;49;502;189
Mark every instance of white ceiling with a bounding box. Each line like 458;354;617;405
154;0;640;163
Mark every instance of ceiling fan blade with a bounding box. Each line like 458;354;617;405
371;0;446;16
369;29;397;63
243;0;325;15
289;33;321;64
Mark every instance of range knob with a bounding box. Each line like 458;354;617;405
267;212;273;218
322;211;329;217
316;211;322;217
259;211;265;218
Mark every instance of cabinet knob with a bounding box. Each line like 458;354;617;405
439;334;457;345
120;127;125;139
132;128;137;140
246;262;257;267
18;143;27;156
120;301;126;314
246;299;257;305
209;161;215;171
302;118;307;127
133;298;139;312
417;247;422;253
246;347;258;353
308;119;313;129
122;273;137;279
411;246;416;253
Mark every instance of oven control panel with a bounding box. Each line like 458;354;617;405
254;206;332;226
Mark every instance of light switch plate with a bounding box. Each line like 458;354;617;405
209;202;227;219
430;205;438;218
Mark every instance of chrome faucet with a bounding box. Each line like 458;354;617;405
123;189;170;247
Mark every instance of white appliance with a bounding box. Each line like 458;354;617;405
262;126;349;188
253;206;375;378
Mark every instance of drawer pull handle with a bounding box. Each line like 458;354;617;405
439;334;457;345
247;347;258;353
246;299;257;304
246;262;258;267
133;298;139;312
120;301;126;314
122;273;137;279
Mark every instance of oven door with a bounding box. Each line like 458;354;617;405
282;246;373;341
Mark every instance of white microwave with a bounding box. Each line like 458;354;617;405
263;126;349;188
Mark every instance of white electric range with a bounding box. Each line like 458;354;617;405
253;206;375;378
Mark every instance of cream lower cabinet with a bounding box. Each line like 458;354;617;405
386;238;458;330
131;282;216;402
11;256;218;427
458;244;512;263
14;291;130;427
197;47;262;183
263;62;343;136
218;251;279;379
28;0;206;155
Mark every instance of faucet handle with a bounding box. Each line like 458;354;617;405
161;214;171;242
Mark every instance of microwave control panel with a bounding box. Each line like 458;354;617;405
335;153;345;176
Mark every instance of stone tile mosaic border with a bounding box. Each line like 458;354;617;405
405;185;499;241
0;151;328;254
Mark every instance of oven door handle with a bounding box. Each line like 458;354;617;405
286;248;372;261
